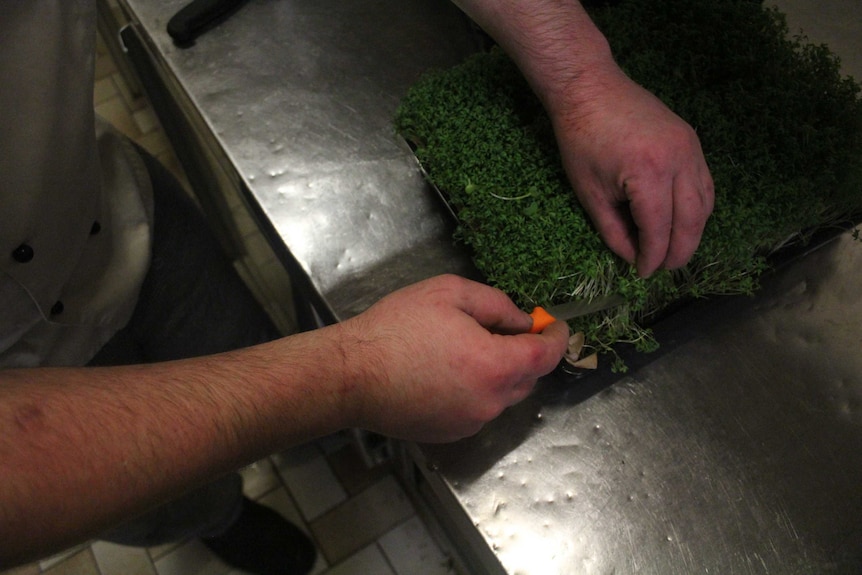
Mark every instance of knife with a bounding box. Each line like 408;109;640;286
167;0;249;46
528;294;625;333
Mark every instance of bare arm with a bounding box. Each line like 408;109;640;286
453;0;714;277
0;328;349;565
0;275;568;566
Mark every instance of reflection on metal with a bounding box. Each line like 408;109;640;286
116;0;861;571
422;232;862;574
118;0;480;318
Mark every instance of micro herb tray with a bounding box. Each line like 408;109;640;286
395;0;862;371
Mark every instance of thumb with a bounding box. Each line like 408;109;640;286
497;319;569;379
531;320;570;364
457;280;535;335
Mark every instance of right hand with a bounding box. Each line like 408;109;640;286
335;275;569;443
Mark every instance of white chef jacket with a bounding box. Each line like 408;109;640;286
0;1;154;367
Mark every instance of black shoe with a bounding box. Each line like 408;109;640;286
202;497;317;575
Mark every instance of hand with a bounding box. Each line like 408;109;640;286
336;275;569;443
551;67;715;277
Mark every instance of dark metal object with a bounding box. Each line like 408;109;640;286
542;294;626;321
167;0;249;46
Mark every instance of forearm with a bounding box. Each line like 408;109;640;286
452;0;616;111
452;1;714;276
0;275;569;566
0;326;354;565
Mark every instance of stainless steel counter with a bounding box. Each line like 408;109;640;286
116;1;861;572
117;0;480;324
417;231;862;574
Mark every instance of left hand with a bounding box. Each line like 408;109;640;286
550;67;715;277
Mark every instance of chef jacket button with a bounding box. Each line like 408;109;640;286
50;301;64;316
12;244;34;263
90;221;101;235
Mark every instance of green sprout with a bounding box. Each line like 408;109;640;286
395;0;862;369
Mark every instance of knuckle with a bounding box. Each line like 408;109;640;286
433;273;462;291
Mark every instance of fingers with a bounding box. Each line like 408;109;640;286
450;276;536;335
518;319;570;373
632;158;713;276
581;192;639;266
580;176;672;277
349;276;572;443
494;319;570;405
588;159;713;278
453;277;569;390
554;74;714;277
445;277;568;403
663;168;714;270
626;174;673;278
528;319;570;374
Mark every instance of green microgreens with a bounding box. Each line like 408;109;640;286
395;0;862;371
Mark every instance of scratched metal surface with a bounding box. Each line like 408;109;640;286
119;0;479;319
422;232;862;574
118;1;861;572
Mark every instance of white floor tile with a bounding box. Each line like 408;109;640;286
324;545;395;575
132;106;160;135
378;517;454;575
91;541;157;575
94;76;118;105
273;444;347;521
310;476;416;565
38;544;89;571
0;563;40;575
240;458;282;500
147;540;183;562
39;548;99;575
153;540;230;575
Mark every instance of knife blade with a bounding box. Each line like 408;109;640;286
528;294;625;333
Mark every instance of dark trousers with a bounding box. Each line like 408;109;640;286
90;149;280;546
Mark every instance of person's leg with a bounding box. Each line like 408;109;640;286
98;474;244;547
92;149;281;366
90;150;315;573
123;151;280;363
91;149;276;544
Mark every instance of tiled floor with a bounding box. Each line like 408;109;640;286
1;17;452;575
6;435;452;575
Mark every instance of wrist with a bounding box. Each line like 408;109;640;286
527;33;623;123
235;326;372;447
319;321;380;433
459;0;618;115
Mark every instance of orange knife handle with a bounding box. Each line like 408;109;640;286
528;306;556;334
